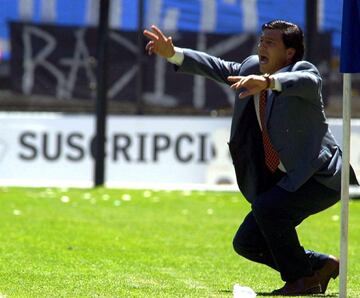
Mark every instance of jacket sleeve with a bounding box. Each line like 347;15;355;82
273;61;323;105
175;48;246;85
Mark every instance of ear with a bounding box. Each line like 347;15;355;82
286;48;296;63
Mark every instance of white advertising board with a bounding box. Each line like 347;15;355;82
1;113;360;188
0;113;234;187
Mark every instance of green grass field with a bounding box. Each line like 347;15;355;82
0;186;359;297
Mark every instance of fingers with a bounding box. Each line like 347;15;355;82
228;75;261;98
143;29;159;41
145;41;152;51
229;76;246;90
150;25;167;41
230;82;240;90
238;90;252;99
145;41;154;55
143;25;168;42
237;84;257;98
143;25;164;56
227;76;243;82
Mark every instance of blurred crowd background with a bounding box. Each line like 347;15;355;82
0;0;359;117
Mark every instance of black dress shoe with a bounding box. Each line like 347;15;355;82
315;255;339;294
272;273;322;296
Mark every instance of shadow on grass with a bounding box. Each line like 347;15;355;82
255;292;338;297
218;289;339;297
218;289;232;293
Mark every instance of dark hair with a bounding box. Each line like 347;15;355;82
262;20;304;63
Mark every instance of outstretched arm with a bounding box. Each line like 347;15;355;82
143;24;244;85
143;25;175;58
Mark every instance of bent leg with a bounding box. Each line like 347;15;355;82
233;212;330;272
233;211;278;270
251;178;340;282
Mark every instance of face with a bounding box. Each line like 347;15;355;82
257;29;295;74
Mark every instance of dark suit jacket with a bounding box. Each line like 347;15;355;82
176;49;357;202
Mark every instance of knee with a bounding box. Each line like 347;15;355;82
232;236;244;256
232;233;250;257
232;236;265;263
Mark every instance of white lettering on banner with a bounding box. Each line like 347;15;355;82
200;0;217;32
22;26;138;101
22;26;67;98
110;0;122;29
192;34;252;108
143;56;177;107
163;9;180;31
86;0;100;26
41;0;57;23
146;0;162;29
241;0;258;32
20;24;253;108
19;0;34;21
107;31;138;99
318;0;325;30
60;29;97;100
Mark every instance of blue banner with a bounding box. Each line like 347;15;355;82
340;0;360;73
0;0;345;60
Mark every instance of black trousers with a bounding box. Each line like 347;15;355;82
232;169;340;282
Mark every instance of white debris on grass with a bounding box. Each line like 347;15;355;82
114;200;122;207
233;284;256;298
83;193;92;200
143;190;152;198
182;190;192;196
13;209;22;216
60;195;70;203
102;194;110;201
207;208;214;215
121;194;132;201
331;215;340;221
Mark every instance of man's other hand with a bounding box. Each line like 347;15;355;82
143;25;175;58
228;75;269;99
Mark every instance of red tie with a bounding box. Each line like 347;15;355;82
259;90;280;172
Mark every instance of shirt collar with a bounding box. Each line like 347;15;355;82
274;65;292;74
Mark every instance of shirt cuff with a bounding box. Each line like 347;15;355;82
271;76;282;91
167;47;184;65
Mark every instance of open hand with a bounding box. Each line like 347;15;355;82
143;25;175;58
228;75;268;98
